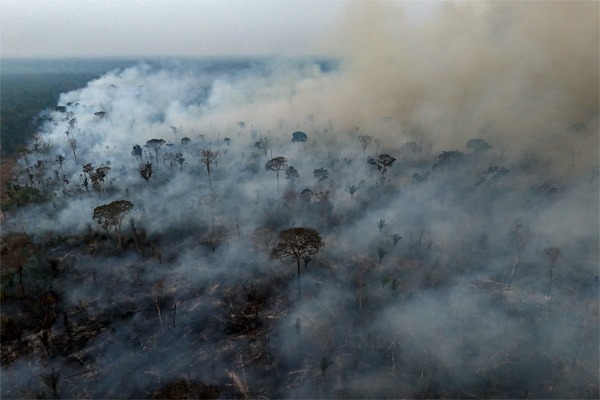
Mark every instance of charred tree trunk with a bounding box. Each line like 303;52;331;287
507;253;521;291
296;258;301;300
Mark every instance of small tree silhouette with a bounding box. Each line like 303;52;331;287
377;219;387;234
389;233;402;248
358;135;373;157
320;356;333;377
345;184;359;202
313;167;329;182
145;139;166;168
466;138;492;152
285;166;299;186
292;131;308;143
377;247;388;264
56;155;65;172
131;144;143;164
40;368;60;398
257;135;271;157
139;161;153;187
175;152;186;170
368;154;396;177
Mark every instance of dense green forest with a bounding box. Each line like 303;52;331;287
1;58;145;156
1;73;99;155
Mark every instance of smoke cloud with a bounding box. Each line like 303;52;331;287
2;2;598;399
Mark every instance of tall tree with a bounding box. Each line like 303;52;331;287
199;148;218;190
543;246;561;297
265;156;288;192
270;227;324;299
92;200;134;248
68;138;78;165
56;155;65;172
145;139;166;168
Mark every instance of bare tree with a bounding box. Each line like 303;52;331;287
358;135;373;157
68;138;78;165
270;227;324;299
199;148;218;189
265;156;288;192
257;136;271;157
506;221;530;290
543;246;561;297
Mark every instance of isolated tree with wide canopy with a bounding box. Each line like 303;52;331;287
270;227;324;299
265;156;288;192
93;200;134;248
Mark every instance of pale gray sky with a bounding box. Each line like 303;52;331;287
1;0;350;58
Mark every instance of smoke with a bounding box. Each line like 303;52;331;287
320;1;599;169
2;2;598;398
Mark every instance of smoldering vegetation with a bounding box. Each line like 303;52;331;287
1;2;598;399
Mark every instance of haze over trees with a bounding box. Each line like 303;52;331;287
1;5;598;396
